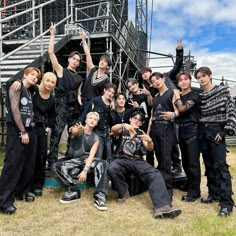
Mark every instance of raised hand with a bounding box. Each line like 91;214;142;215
79;31;87;40
173;89;181;100
137;130;152;142
177;39;183;49
128;99;139;108
49;22;56;36
69;123;84;137
141;84;151;96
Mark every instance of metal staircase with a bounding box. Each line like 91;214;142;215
0;0;72;89
0;35;69;84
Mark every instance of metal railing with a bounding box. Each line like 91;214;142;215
0;0;75;88
74;1;146;69
0;0;73;60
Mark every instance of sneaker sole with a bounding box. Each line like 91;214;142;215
155;209;182;219
94;203;107;211
59;198;80;204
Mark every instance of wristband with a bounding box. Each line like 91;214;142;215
83;166;89;173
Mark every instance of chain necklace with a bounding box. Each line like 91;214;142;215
117;109;125;123
67;68;78;75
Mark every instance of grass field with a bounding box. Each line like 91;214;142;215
0;148;236;236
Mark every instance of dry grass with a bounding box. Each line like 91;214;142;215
0;148;236;236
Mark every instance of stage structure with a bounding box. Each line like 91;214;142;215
0;0;148;146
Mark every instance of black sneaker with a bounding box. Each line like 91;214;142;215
218;207;232;217
32;188;43;197
60;191;80;204
94;199;107;211
154;205;182;219
16;193;35;202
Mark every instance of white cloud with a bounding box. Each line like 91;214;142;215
129;0;236;87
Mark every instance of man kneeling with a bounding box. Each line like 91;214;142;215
54;112;109;211
108;111;182;219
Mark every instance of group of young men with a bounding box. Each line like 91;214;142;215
0;23;235;219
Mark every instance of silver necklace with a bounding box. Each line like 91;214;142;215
117;110;125;123
91;70;108;86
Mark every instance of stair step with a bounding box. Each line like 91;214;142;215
2;36;64;45
0;71;21;75
0;60;33;65
14;50;42;55
24;46;48;50
7;55;39;60
0;65;27;70
0;77;11;83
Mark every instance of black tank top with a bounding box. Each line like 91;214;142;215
81;68;110;100
152;89;174;121
56;68;84;98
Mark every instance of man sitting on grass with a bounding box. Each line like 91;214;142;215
108;111;182;219
54;112;109;211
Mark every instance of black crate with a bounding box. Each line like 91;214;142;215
125;173;147;196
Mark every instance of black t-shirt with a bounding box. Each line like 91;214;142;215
175;91;201;124
81;67;110;100
56;68;84;98
110;108;133;126
113;128;146;160
126;93;149;118
33;87;56;128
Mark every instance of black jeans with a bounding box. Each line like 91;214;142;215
199;124;234;210
31;125;48;190
151;122;176;196
0;125;37;209
107;158;171;208
179;123;201;197
95;129;112;161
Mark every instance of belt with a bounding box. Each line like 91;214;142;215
178;123;197;127
201;123;223;128
152;120;170;124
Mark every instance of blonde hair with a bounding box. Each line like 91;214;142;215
86;112;100;121
43;72;57;81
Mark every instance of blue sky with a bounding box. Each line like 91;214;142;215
128;0;236;88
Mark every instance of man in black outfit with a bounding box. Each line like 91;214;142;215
108;112;182;219
0;67;41;214
140;39;183;173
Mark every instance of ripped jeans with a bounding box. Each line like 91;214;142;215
54;157;109;202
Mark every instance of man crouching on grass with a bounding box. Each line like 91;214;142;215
108;111;182;219
54;112;109;211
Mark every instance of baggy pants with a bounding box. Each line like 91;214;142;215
108;158;171;208
199;124;234;210
48;97;74;164
54;157;109;201
179;123;201;197
0;125;37;209
151;122;176;196
31;125;48;190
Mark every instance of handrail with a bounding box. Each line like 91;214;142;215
0;16;71;63
0;0;57;23
1;19;39;40
0;0;32;12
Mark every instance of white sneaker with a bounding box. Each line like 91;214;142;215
94;199;107;211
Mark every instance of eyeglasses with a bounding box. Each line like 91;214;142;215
132;116;142;122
